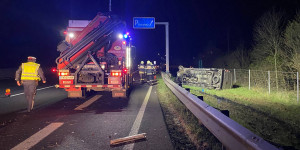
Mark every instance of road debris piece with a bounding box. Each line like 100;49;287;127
110;133;146;146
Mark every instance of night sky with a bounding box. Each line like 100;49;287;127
0;0;299;69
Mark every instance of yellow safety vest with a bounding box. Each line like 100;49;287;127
138;65;145;73
146;65;153;75
21;62;41;81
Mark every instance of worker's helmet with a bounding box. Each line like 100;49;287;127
28;56;36;62
141;61;144;64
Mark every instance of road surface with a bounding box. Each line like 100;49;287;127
0;79;173;150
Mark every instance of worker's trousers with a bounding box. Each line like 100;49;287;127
22;80;38;112
139;73;145;81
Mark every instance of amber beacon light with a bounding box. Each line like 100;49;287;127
5;88;11;97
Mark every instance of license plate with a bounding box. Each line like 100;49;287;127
59;76;74;79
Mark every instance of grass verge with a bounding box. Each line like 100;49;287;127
184;85;300;149
156;75;222;149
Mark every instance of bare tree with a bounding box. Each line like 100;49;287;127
251;9;285;90
212;44;250;69
231;43;250;69
284;12;300;72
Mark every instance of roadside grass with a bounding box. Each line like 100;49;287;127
156;75;222;150
184;85;300;149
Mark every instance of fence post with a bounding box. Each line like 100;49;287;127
268;71;270;94
231;72;233;88
249;69;251;90
234;69;236;83
297;72;299;103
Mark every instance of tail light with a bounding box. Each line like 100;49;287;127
111;72;122;77
123;68;128;74
51;68;57;72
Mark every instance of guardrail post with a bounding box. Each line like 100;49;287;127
197;96;203;101
221;110;229;150
221;110;230;117
178;83;182;87
185;88;190;92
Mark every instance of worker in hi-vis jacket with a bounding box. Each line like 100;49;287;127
15;56;46;112
138;61;146;82
146;60;154;82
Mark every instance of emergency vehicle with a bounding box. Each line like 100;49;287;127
55;13;133;98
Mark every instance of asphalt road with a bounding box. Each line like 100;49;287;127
0;79;173;150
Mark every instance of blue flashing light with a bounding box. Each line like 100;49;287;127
123;34;128;39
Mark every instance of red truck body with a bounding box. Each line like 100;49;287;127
55;13;132;98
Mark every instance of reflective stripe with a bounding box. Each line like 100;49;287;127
21;62;41;81
138;65;145;72
58;84;121;88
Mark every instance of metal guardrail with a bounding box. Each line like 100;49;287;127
161;72;278;150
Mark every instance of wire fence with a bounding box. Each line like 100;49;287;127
229;69;299;103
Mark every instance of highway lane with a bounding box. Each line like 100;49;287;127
0;79;67;115
0;80;173;150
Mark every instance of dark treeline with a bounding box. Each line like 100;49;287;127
213;9;300;74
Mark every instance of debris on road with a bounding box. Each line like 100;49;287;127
110;133;147;146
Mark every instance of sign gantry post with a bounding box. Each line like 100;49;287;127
133;17;169;73
155;22;169;73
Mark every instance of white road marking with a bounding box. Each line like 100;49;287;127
123;86;152;150
74;95;102;110
10;86;54;97
10;92;25;97
11;122;64;150
36;86;54;91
